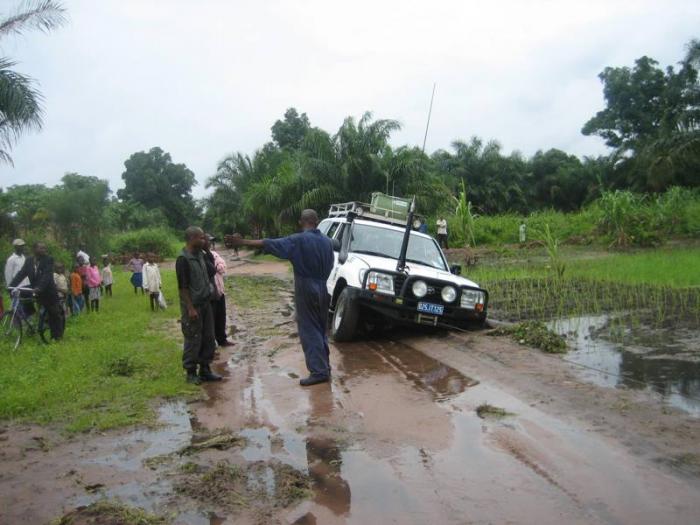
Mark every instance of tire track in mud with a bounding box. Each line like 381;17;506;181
366;334;586;512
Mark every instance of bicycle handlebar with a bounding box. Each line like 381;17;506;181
7;286;35;293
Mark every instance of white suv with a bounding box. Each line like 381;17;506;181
319;211;488;341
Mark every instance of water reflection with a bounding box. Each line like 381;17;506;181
306;436;351;516
337;338;477;401
305;382;352;517
552;315;700;416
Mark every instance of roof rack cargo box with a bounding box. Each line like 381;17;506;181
370;192;411;222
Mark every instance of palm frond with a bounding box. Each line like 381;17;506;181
0;1;67;39
0;58;44;165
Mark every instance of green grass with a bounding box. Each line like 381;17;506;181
227;275;287;310
0;268;196;433
466;246;700;288
567;248;700;287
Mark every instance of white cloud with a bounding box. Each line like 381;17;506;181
1;0;698;197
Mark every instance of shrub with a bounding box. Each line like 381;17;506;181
109;228;180;258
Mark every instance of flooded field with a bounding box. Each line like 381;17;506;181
551;314;700;416
483;276;700;417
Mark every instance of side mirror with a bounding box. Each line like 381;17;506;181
450;264;462;275
331;238;341;252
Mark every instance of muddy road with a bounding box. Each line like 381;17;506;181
2;251;700;524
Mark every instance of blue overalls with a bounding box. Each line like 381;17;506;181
263;229;334;379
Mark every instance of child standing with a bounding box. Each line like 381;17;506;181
86;260;102;312
101;255;113;297
70;265;84;315
126;252;145;294
53;262;69;316
142;253;162;311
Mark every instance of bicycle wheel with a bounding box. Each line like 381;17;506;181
0;311;22;351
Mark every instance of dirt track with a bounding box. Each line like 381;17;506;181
2;251;700;524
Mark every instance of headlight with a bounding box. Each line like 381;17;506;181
366;271;394;295
412;280;428;298
461;289;485;309
441;285;457;303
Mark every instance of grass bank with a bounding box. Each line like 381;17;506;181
0;268;195;433
465;246;700;288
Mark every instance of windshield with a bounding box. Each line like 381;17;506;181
349;223;447;270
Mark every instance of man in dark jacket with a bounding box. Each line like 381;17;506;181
176;226;221;385
9;242;63;341
226;209;334;386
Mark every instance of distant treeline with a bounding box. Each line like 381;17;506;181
204;39;700;237
1;39;698;252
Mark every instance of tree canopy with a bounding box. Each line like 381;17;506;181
117;147;198;230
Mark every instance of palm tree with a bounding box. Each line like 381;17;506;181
0;1;66;165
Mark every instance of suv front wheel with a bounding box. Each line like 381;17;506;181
331;288;360;342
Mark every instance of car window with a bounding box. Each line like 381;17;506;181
349;224;446;270
326;222;340;238
318;220;332;235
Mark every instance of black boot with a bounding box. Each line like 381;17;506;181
199;363;222;382
299;374;330;387
186;369;201;385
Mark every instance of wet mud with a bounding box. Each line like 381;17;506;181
2;250;700;524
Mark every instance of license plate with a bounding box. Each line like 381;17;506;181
417;302;444;315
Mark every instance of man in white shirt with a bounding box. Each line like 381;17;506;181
5;239;29;288
436;217;448;249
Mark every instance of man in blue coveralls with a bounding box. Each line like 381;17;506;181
226;209;334;386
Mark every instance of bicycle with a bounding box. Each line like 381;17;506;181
0;287;51;350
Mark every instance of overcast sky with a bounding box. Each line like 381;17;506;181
1;0;699;197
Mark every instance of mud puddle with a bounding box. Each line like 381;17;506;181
0;401;220;525
550;314;700;416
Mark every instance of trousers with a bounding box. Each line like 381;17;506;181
295;276;331;378
211;294;228;345
41;300;64;340
181;301;216;371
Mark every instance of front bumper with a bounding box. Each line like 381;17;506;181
357;289;487;328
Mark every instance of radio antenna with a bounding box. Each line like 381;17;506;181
421;82;436;155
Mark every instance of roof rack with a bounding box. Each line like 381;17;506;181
328;193;424;227
328;201;410;226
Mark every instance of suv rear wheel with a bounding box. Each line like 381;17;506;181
331;288;359;342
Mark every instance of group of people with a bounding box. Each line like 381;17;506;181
3;239;172;343
124;252;164;311
5;211;335;388
68;247;113;314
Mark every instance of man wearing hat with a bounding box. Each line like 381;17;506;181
5;239;35;315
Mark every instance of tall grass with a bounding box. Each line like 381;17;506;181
109;228;181;257
444;186;700;248
453;180;477;247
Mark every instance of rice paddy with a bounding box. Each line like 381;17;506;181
457;244;700;415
